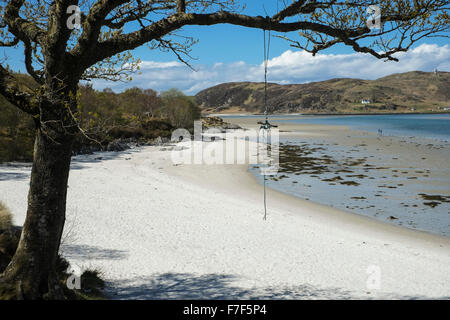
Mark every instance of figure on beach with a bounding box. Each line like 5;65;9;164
378;128;383;137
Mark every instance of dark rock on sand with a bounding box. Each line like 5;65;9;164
107;140;129;152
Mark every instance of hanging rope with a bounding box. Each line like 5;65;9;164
257;16;277;220
263;21;271;121
262;18;271;221
263;129;268;221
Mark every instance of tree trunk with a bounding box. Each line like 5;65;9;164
1;125;74;299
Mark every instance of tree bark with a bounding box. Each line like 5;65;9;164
1;122;74;299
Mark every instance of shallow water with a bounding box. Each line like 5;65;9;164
244;114;450;237
278;114;450;142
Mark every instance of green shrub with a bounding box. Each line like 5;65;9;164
160;89;201;129
1;76;180;161
0;95;35;162
81;269;105;297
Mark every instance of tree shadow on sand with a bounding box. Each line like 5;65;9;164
69;149;141;171
106;273;356;300
0;170;30;181
0;148;141;180
106;272;450;300
61;244;129;261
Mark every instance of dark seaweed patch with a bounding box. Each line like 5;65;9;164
423;201;441;208
340;181;360;186
322;176;343;182
419;194;450;202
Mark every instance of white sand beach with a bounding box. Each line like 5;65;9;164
1;129;449;299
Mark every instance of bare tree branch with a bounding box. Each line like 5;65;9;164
72;0;131;58
46;1;80;64
4;0;46;44
85;11;370;67
177;0;186;13
0;37;19;47
24;39;44;83
0;64;39;116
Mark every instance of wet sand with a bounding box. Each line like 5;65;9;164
227;116;450;236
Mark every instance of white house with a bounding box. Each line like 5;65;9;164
361;99;371;104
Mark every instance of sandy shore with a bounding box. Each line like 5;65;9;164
0;127;449;299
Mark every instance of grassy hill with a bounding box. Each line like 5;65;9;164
195;71;450;114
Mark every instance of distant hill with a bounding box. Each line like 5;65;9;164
195;71;450;114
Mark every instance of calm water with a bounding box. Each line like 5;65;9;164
221;113;450;141
278;114;450;142
236;114;450;237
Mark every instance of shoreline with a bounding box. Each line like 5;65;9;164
210;111;450;117
1;129;449;298
226;115;450;237
168;151;450;247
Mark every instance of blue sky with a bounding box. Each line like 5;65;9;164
2;1;449;94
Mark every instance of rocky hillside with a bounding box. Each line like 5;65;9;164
196;71;450;114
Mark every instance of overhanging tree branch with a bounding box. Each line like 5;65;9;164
46;1;80;62
85;11;370;67
72;0;131;58
24;39;44;84
4;0;46;44
177;0;186;13
0;64;39;116
0;37;19;47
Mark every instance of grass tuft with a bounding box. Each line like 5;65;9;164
0;203;106;299
62;266;106;300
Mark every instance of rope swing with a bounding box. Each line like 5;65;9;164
258;17;277;221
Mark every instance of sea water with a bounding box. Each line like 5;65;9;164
278;114;450;142
236;114;450;237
